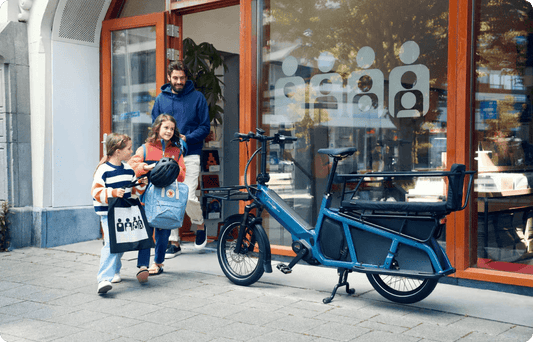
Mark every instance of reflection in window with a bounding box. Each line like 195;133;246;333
474;0;533;272
258;0;449;245
111;26;157;151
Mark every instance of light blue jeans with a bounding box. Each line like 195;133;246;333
97;215;123;283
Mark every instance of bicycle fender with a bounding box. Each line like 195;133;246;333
222;214;272;273
253;223;273;273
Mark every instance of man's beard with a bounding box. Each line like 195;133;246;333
171;84;184;93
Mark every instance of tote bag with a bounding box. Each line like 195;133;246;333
144;181;189;229
107;197;154;253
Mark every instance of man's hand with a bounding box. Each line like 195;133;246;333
180;134;187;142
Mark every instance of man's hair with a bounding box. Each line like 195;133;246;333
167;60;189;78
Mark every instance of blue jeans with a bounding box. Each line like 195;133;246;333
97;215;123;283
137;228;171;267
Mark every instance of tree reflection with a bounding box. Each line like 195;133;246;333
261;0;449;171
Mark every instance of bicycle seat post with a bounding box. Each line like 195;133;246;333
325;156;341;196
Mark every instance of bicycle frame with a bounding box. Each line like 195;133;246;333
254;162;455;280
212;128;475;303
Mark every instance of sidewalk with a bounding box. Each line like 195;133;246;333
0;239;532;342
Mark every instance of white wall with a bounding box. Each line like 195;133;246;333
183;5;239;55
51;40;100;207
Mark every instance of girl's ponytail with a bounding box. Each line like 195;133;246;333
93;133;131;176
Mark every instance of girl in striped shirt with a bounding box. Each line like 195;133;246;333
91;133;148;294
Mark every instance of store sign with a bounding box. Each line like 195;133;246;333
275;41;429;120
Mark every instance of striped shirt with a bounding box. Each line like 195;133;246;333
91;162;146;215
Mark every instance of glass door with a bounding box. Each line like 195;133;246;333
111;26;157;150
101;13;167;153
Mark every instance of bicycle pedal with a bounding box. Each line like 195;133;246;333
276;263;292;274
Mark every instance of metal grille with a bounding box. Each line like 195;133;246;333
57;0;107;44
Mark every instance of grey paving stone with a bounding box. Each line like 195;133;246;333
190;301;247;318
177;314;230;333
137;306;198;326
208;321;271;340
249;329;318;342
113;321;178;341
454;331;507;342
83;315;142;332
150;329;217;342
110;301;162;319
46;309;109;326
161;294;214;310
403;322;476;342
43;329;121;342
46;292;98;307
307;321;371;341
211;288;262;305
351;330;421;342
231;307;288;325
403;308;464;326
0;284;45;299
265;315;327;334
495;325;533;341
0;300;49;316
0;295;21;308
0;318;83;341
356;320;410;334
18;303;78;320
447;316;515;336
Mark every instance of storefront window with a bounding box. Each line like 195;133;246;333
474;0;533;273
111;26;157;150
258;0;449;245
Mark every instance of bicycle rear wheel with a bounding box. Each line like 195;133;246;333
217;221;265;286
367;274;438;304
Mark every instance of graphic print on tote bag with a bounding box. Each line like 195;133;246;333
113;206;149;243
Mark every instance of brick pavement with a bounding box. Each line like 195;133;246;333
0;240;532;342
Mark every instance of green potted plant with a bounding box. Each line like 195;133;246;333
183;37;228;125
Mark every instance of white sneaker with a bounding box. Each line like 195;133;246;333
111;274;122;283
97;280;112;294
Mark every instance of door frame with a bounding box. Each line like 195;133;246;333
100;12;167;148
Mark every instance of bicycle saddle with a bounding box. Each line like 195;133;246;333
317;147;357;158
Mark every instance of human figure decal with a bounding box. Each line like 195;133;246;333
309;51;344;118
275;56;306;117
388;41;430;118
347;46;385;117
274;41;430;119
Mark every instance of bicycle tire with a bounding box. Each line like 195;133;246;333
217;220;266;286
366;274;438;304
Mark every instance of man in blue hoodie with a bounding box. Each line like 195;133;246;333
151;60;210;255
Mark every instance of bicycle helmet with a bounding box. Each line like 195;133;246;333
149;157;180;187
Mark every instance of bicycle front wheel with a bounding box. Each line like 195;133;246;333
217;221;266;286
367;274;438;304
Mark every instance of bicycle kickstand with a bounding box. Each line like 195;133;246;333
323;268;356;304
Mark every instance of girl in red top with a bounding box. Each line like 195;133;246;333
129;114;186;277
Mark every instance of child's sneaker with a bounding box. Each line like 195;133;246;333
97;280;112;294
111;274;122;283
194;229;207;250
